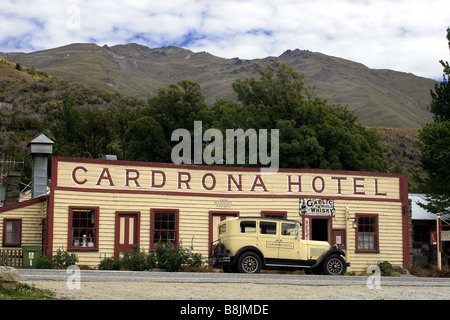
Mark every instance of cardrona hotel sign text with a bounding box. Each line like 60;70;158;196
66;163;398;199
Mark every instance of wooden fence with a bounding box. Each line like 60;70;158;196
0;248;22;268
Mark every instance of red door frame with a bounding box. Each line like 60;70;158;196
208;211;239;246
302;215;333;241
114;211;140;258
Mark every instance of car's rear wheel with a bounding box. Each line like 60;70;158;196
237;252;262;273
323;254;346;275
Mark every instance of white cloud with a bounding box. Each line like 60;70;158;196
0;0;448;79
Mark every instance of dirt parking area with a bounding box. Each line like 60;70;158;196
23;280;450;300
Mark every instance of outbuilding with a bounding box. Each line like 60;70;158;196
409;193;450;268
1;137;410;274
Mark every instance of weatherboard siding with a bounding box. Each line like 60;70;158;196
0;197;46;248
49;157;408;273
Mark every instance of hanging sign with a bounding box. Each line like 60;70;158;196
430;231;437;245
299;198;335;216
441;230;450;241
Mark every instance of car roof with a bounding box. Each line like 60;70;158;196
232;216;300;224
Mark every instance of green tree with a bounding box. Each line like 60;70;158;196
52;93;114;158
430;27;450;120
108;101;139;159
77;105;111;158
149;80;212;144
231;63;386;171
125;116;170;162
417;27;450;215
52;93;84;157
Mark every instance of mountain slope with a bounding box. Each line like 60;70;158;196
1;43;436;128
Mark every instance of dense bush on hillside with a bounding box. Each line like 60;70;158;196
0;59;421;189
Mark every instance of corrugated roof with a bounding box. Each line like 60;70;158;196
409;193;450;221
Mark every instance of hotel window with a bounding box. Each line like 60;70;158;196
3;219;22;246
356;214;379;252
261;211;287;219
68;207;99;250
151;209;179;248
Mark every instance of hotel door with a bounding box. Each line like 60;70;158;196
209;211;239;249
115;212;140;258
310;217;331;242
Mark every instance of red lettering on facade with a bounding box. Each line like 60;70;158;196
331;176;347;194
202;173;216;191
177;172;192;190
72;166;88;185
250;175;268;192
353;178;365;195
151;170;166;188
125;169;140;187
68;165;394;200
312;176;325;193
374;179;387;196
287;175;302;193
227;174;243;191
96;168;115;186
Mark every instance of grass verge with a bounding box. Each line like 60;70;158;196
0;283;59;300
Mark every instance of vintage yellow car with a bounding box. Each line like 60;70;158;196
210;217;349;275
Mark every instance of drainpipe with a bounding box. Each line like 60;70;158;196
437;215;442;271
345;206;350;262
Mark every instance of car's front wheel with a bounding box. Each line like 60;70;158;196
323;254;347;275
237;252;262;273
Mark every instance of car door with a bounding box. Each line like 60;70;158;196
278;222;300;260
257;220;279;260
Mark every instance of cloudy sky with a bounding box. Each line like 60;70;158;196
0;0;449;80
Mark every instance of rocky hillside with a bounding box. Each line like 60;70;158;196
1;43;436;128
0;57;145;157
0;56;426;191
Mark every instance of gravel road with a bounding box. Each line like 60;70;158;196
22;280;450;300
19;269;450;300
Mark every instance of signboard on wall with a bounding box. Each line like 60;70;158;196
61;159;401;200
299;198;335;216
431;231;437;245
441;230;450;241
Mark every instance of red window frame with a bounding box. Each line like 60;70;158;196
355;213;379;253
261;211;287;219
68;206;99;251
2;219;22;247
150;209;179;249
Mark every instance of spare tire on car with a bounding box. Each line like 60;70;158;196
211;243;225;268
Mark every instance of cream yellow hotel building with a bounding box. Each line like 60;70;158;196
1;156;410;273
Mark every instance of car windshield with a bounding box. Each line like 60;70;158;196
281;222;299;237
